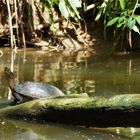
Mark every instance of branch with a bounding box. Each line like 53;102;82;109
1;94;140;127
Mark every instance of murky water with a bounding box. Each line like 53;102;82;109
0;48;140;139
0;118;129;140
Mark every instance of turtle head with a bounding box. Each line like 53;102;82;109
5;67;15;90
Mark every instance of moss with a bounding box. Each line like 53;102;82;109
108;94;140;109
1;94;140;123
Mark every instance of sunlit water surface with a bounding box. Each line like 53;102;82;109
0;48;140;139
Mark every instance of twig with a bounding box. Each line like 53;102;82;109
132;0;138;15
6;0;14;49
14;0;20;47
85;4;96;12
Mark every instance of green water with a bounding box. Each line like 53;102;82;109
0;118;129;140
1;49;140;98
0;48;140;139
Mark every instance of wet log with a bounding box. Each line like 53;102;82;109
1;94;140;127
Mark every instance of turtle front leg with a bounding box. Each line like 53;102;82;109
13;92;23;104
14;98;23;104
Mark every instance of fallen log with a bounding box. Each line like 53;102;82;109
1;94;140;127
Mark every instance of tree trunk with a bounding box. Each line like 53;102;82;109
1;94;140;127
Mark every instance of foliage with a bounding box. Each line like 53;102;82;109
41;0;82;21
96;0;140;34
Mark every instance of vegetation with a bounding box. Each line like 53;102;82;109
96;0;140;49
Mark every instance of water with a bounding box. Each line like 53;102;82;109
0;118;129;140
1;49;140;98
0;48;140;139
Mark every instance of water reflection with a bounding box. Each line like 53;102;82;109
0;119;129;140
1;48;140;139
1;49;140;99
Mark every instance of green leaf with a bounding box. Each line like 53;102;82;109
127;17;136;29
67;7;75;18
95;10;102;21
107;17;119;26
51;0;59;5
135;16;140;25
68;0;81;19
117;21;126;28
95;0;108;21
132;25;140;34
59;0;69;19
68;0;81;8
118;16;125;24
119;0;126;10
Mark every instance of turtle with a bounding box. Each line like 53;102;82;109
5;67;64;104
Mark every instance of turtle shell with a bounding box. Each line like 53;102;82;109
14;81;64;99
